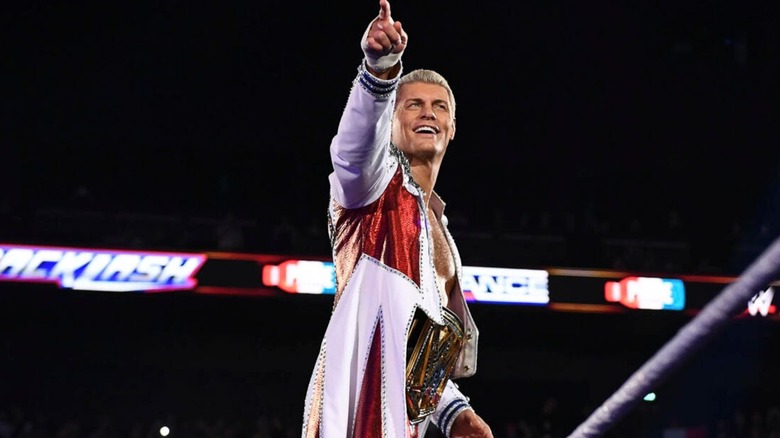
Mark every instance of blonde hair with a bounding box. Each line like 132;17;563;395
398;69;456;119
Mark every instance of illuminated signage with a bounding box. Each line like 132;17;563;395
604;276;686;311
260;259;550;305
747;287;776;317
261;260;336;294
461;266;549;305
4;243;779;321
0;244;206;292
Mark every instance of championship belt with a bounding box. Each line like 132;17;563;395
405;307;465;424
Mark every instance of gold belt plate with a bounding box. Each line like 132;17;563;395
405;307;465;424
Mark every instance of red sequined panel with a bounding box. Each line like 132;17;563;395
331;169;422;303
354;320;384;438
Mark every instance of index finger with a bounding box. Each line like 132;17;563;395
378;0;391;20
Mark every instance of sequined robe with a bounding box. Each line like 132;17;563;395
301;62;479;438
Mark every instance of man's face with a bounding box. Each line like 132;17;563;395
392;82;455;160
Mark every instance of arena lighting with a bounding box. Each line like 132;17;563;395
604;276;686;311
261;259;336;294
261;259;550;305
2;244;779;320
460;266;549;304
0;243;206;292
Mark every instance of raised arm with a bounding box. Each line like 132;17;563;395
328;0;409;208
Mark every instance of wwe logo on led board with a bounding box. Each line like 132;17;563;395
747;287;775;317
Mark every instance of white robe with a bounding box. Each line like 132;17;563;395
302;62;479;438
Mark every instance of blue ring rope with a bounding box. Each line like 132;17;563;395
567;234;780;437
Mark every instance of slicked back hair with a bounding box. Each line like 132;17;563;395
397;69;456;120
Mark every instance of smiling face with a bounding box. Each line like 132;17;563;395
391;81;456;161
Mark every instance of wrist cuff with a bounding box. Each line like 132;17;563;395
437;399;472;438
356;61;400;100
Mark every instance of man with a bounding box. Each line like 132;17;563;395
301;1;493;437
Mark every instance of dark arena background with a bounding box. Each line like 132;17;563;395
4;1;779;437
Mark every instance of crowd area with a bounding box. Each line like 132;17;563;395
1;181;778;277
3;395;780;438
1;179;779;438
0;408;298;438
